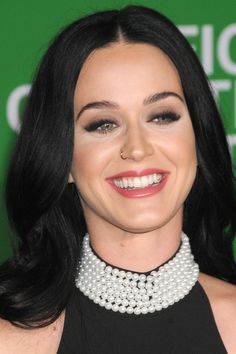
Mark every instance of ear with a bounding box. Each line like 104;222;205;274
68;173;74;183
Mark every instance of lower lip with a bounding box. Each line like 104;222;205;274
107;175;169;198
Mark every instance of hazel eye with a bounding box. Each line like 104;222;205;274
84;119;117;134
150;111;181;124
97;122;117;133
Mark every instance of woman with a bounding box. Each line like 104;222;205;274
0;5;236;353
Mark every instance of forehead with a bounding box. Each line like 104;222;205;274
74;42;184;107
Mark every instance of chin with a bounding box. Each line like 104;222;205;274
117;221;167;234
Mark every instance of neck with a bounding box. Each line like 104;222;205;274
86;213;182;273
90;236;182;275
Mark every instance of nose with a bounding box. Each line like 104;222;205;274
120;125;154;161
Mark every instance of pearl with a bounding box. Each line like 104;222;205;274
105;266;112;273
138;281;145;289
127;307;134;314
112;268;119;276
123;299;129;307
126;272;132;279
119;306;126;313
115;297;122;304
112;304;119;312
134;308;141;315
141;307;148;314
119;271;126;278
130;300;136;307
127;293;134;300
75;232;199;315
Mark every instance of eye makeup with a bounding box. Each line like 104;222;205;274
84;119;118;135
81;109;181;136
148;111;181;124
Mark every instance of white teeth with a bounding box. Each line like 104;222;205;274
113;173;164;189
157;174;162;182
141;176;149;187
148;175;153;185
114;180;121;188
123;178;129;188
153;173;162;183
133;178;141;188
128;179;134;188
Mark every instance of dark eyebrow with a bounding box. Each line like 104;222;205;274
76;91;184;120
143;91;184;105
76;101;119;120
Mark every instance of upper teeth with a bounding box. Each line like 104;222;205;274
113;173;163;189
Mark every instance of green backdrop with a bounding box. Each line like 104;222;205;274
1;0;236;262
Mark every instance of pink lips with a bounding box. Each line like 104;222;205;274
106;168;170;198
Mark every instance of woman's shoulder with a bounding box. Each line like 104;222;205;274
199;271;236;296
0;312;65;354
198;272;236;353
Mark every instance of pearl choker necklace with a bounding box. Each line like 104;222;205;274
75;232;199;315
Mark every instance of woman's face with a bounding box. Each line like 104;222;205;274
71;42;197;234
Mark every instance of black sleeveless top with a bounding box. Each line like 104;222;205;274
57;281;227;354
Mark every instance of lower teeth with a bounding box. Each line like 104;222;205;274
123;182;160;190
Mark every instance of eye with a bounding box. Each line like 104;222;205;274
149;111;181;124
84;119;118;135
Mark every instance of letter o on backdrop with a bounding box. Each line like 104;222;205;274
6;84;31;133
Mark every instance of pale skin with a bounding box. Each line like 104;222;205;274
0;42;235;353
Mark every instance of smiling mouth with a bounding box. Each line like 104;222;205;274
113;173;163;189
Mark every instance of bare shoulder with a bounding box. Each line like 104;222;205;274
0;312;65;354
198;272;236;354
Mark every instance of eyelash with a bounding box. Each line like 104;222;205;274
83;111;181;135
84;119;117;134
148;111;181;124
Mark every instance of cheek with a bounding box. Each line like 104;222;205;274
181;132;197;166
71;139;112;183
169;123;197;165
173;131;197;192
159;127;197;196
158;131;196;167
177;138;196;166
71;140;93;186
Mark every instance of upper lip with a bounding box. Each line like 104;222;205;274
106;168;170;179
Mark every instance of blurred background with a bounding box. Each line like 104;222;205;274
1;0;236;262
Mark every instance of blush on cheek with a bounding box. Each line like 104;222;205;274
72;145;87;167
72;144;102;183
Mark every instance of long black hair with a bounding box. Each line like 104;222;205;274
1;5;236;327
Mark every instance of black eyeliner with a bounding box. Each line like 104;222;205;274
84;119;115;132
148;111;181;123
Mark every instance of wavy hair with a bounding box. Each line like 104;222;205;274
0;5;236;327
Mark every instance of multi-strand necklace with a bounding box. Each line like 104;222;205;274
75;232;199;315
